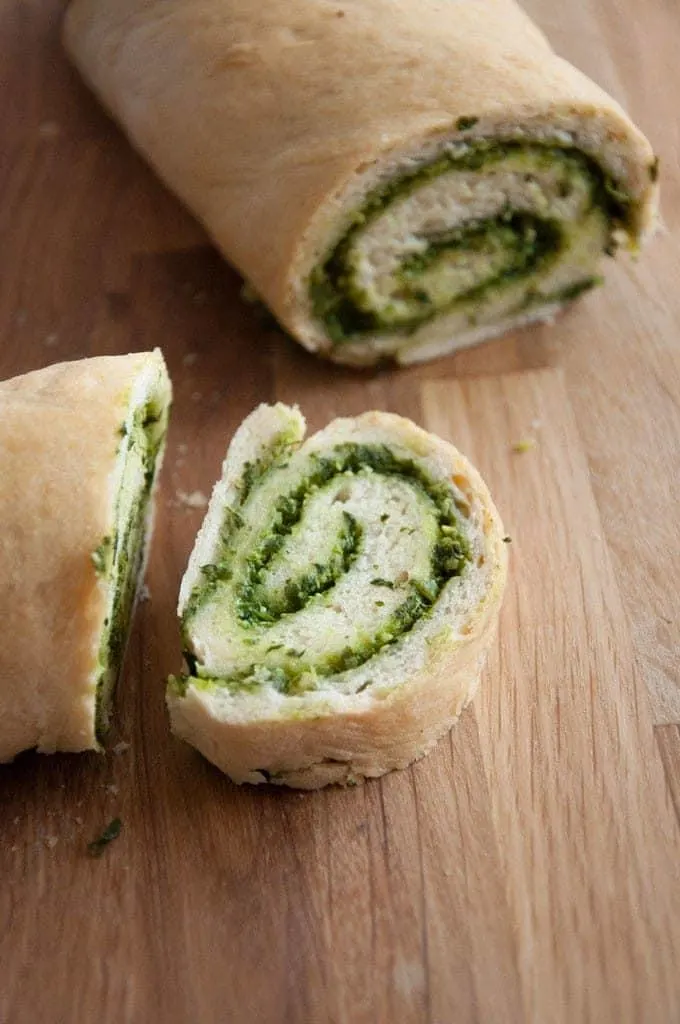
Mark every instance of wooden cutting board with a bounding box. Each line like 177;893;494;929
1;2;679;1021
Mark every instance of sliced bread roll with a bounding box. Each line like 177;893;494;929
64;0;658;366
0;351;171;761
168;404;507;788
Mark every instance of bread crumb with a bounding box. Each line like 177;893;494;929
191;391;202;402
13;816;20;825
105;784;119;796
44;836;59;850
112;741;130;756
44;332;59;347
139;583;151;602
177;443;189;456
182;352;197;367
511;438;537;454
176;489;209;510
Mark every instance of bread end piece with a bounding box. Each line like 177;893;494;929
0;349;172;762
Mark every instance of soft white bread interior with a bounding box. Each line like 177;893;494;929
169;404;507;788
0;350;171;762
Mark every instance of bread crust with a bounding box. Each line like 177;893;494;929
64;0;658;362
0;352;166;761
168;408;507;789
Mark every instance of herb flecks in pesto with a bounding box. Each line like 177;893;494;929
237;510;361;622
240;435;300;503
183;442;471;696
310;140;635;343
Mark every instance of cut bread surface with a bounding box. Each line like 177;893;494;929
309;139;642;364
64;0;658;366
93;354;172;739
0;350;171;761
169;404;507;788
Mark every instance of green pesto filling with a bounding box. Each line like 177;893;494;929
310;141;634;344
241;509;362;620
181;443;471;696
93;398;168;741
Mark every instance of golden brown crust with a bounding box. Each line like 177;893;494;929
0;354;158;761
64;0;658;362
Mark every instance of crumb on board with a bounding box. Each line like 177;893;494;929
191;391;202;402
44;835;59;850
139;583;151;603
182;352;197;367
176;489;209;510
112;741;130;756
511;437;538;454
177;443;189;456
44;332;59;347
105;784;119;796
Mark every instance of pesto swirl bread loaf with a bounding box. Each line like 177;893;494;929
168;404;507;788
0;351;171;762
64;0;658;366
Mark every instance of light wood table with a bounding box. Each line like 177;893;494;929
1;2;679;1021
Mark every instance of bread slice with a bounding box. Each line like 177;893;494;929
168;404;507;788
0;351;172;761
64;0;658;366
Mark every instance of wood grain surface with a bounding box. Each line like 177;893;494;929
1;2;679;1022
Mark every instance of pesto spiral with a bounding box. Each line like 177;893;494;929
310;141;636;362
65;0;658;367
169;404;507;788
